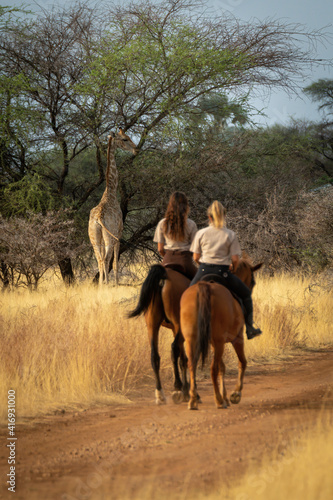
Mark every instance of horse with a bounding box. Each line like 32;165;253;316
180;256;263;410
128;264;191;405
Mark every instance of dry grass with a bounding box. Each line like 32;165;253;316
0;282;173;422
222;413;333;500
240;272;333;363
0;271;332;422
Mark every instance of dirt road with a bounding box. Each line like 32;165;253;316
1;349;332;500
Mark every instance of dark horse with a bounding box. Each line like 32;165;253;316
128;264;190;404
180;256;263;410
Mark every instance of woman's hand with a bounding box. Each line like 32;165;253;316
230;255;239;272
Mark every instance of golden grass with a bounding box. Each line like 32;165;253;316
0;271;332;422
0;282;173;422
222;413;333;500
239;272;333;364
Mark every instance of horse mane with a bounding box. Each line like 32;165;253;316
238;251;253;270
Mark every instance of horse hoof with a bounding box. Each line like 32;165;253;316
171;391;184;404
197;394;203;404
230;392;241;404
182;393;190;403
188;400;199;410
155;389;167;405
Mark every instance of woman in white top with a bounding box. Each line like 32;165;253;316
154;192;198;279
190;200;262;340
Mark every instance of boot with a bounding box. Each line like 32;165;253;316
243;297;262;340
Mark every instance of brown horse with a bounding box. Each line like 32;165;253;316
128;264;191;405
180;257;263;410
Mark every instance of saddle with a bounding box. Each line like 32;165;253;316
163;263;192;281
200;273;245;314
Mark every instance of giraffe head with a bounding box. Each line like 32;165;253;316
109;129;138;156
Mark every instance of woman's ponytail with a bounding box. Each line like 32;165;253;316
207;200;226;228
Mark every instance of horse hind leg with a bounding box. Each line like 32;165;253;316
171;331;189;404
230;332;247;405
211;346;228;409
152;344;166;405
184;340;199;410
220;355;230;407
179;340;191;402
146;309;166;405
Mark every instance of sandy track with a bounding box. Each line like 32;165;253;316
1;349;332;500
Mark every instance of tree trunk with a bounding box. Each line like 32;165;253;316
0;260;10;289
58;258;75;285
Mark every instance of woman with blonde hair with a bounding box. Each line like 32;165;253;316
154;191;198;279
190;200;262;339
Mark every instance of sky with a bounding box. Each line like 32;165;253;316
2;0;333;126
207;0;333;126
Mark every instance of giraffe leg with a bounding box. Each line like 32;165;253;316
88;221;105;285
103;234;115;285
103;252;110;284
100;243;107;285
99;262;105;285
113;241;120;286
92;244;105;285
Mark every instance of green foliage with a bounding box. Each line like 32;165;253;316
1;173;57;217
304;79;333;115
289;247;329;271
79;13;251;137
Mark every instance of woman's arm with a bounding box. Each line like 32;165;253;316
193;252;201;264
158;242;165;257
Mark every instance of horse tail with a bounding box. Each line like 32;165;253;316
128;264;167;318
195;282;212;368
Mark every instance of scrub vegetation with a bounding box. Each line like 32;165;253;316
0;270;331;423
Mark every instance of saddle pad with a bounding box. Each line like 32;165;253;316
163;263;191;280
200;274;244;313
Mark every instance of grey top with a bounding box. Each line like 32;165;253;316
154;218;197;251
190;225;241;265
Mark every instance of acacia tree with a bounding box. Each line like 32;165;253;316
304;79;333;117
0;211;81;289
83;0;326;148
0;0;329;278
304;79;333;182
2;0;327;186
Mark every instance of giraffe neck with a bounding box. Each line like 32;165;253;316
105;136;118;192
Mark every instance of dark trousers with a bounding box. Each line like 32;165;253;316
162;250;198;280
190;263;251;301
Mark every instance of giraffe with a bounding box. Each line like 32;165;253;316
88;129;137;285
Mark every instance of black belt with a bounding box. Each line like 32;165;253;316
200;263;229;269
